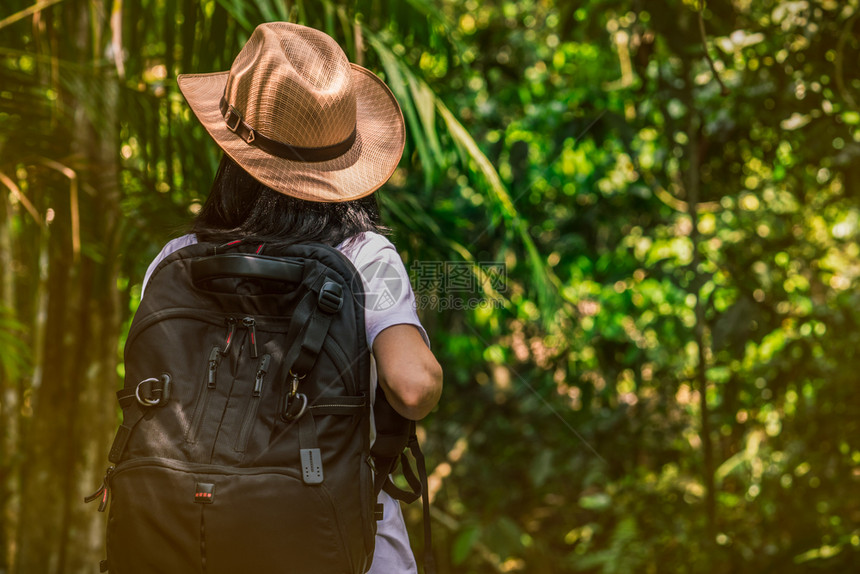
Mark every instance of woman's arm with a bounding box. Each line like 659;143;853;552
373;324;443;420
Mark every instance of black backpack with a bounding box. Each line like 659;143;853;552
87;240;430;574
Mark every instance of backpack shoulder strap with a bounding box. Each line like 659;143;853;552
372;387;436;574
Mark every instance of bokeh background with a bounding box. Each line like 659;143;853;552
1;0;859;572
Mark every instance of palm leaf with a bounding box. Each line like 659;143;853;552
436;100;560;318
366;32;437;190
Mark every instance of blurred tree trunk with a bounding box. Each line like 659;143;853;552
0;191;15;574
12;2;121;572
66;81;123;574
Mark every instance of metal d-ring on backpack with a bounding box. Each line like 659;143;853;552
86;240;431;574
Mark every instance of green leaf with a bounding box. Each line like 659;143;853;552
578;492;611;511
452;524;481;565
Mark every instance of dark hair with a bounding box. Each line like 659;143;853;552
191;155;386;247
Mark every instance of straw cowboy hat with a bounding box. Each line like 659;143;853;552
177;22;405;202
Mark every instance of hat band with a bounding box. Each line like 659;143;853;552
219;97;356;163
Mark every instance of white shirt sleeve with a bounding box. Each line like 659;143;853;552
338;232;429;350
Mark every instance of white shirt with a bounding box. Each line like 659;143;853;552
142;231;422;574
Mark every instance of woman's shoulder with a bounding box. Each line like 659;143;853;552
161;233;199;254
337;231;398;264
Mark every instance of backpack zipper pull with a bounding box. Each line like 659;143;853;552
223;317;237;355
208;346;222;388
254;354;271;396
243;317;258;358
84;466;115;512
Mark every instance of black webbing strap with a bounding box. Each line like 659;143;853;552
382;451;422;504
372;443;406;498
250;266;345;467
381;422;435;574
292;307;334;375
279;270;334;379
278;272;322;369
372;386;410;496
413;432;436;574
287;273;344;485
108;375;171;463
108;399;146;463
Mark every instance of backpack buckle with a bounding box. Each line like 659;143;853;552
318;281;343;313
134;374;172;407
280;371;308;421
281;393;308;422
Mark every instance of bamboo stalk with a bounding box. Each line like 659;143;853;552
0;0;67;31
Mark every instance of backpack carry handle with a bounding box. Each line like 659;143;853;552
190;254;304;285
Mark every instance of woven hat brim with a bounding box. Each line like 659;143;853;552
177;65;405;202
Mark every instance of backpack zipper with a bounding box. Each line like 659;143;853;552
222;317;238;355
253;354;271;397
127;308;228;351
109;456;306;478
242;317;258;358
207;345;222;388
186;345;222;443
84;465;115;512
127;308;292;353
235;353;271;452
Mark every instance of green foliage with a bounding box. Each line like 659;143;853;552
0;306;29;381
